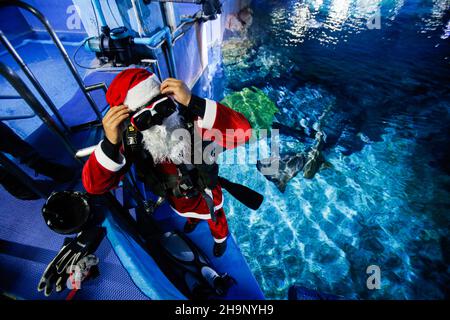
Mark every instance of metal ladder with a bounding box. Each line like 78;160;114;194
0;62;82;198
0;62;152;206
0;0;108;134
0;1;163;206
0;1;111;198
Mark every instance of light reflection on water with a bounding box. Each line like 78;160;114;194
267;0;450;46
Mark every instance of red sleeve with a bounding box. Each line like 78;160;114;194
195;99;252;149
82;142;128;194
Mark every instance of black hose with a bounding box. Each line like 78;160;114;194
73;38;102;70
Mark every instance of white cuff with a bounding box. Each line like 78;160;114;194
94;141;126;172
170;206;212;220
196;99;217;130
214;236;227;243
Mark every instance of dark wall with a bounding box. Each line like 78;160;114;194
0;6;32;40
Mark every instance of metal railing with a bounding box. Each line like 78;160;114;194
0;151;49;199
0;0;107;130
0;62;79;160
0;92;35;121
0;62;85;200
0;30;71;132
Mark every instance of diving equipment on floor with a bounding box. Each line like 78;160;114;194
101;192;258;300
132;198;236;298
158;231;235;298
65;255;100;290
42;191;92;235
37;226;106;296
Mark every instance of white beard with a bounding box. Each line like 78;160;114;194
140;110;191;164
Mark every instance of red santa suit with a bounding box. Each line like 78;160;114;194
82;68;251;243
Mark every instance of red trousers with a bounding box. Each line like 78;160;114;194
187;208;229;243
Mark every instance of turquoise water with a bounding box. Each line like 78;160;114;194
204;0;450;299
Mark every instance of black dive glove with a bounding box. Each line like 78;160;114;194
37;226;106;296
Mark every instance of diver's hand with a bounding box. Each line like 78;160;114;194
160;78;192;107
102;105;130;145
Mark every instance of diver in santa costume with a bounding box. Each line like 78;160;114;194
82;68;252;257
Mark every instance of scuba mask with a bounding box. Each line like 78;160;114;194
130;94;177;132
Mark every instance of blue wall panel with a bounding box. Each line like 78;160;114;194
0;6;32;40
23;0;87;35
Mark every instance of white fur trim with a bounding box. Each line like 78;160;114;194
213;236;227;243
196;99;217;130
94;141;126;172
170;189;224;220
170;208;212;220
214;199;224;211
124;74;161;111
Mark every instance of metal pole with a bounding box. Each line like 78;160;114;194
91;0;108;29
165;33;178;78
0;31;71;133
159;4;178;78
0;113;35;121
0;1;103;121
161;2;178;32
0;152;48;199
85;82;108;94
131;0;146;37
0;62;81;163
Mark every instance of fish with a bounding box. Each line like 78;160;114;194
257;133;332;191
303;148;327;179
257;153;306;192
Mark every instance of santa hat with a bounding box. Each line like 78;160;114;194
106;68;161;111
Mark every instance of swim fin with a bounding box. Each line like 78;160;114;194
158;231;236;299
218;177;263;210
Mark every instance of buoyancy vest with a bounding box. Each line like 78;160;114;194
124;118;219;198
